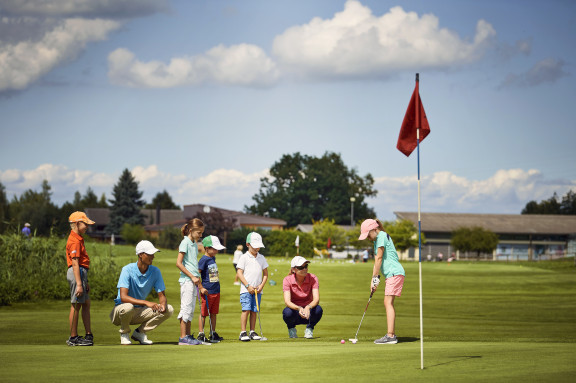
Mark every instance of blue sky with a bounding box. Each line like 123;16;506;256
0;0;574;221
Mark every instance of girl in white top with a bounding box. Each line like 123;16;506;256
176;218;205;345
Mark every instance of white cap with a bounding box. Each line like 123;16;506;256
246;232;265;248
202;235;226;250
291;256;310;268
135;240;160;255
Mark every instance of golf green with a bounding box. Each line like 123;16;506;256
1;248;575;382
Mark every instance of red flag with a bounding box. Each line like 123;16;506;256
396;76;430;157
327;238;332;249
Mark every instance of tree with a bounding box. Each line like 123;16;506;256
521;190;576;215
0;181;9;234
9;180;59;236
246;152;377;227
451;226;499;259
106;169;145;235
145;190;180;210
311;219;347;251
382;219;424;252
192;209;235;244
560;190;576;215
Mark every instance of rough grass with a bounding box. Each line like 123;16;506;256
0;245;575;382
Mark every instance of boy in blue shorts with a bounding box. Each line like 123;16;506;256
236;232;269;341
197;235;226;343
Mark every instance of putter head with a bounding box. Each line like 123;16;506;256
349;338;358;344
260;337;268;341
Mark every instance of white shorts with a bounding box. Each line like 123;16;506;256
177;280;197;323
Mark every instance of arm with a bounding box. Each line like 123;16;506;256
257;268;268;293
157;290;168;313
71;258;83;296
119;287;161;311
372;247;384;291
237;268;255;294
176;252;200;285
283;290;300;310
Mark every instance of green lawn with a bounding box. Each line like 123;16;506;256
1;246;575;382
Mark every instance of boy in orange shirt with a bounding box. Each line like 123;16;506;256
66;211;95;346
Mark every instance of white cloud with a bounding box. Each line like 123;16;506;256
2;165;575;222
107;44;280;88
373;168;575;220
272;1;496;78
499;58;569;89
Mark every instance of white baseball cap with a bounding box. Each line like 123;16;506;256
246;232;265;248
291;256;310;268
202;235;226;250
135;240;160;255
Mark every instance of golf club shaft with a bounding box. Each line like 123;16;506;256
354;291;374;339
204;294;214;337
254;292;264;338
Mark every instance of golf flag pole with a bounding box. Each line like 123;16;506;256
396;72;430;370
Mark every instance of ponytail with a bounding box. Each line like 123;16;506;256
375;219;385;231
181;218;205;237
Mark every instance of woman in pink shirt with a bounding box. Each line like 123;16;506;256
282;256;323;339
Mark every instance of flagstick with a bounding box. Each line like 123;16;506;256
416;73;424;370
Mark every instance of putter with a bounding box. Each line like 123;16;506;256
254;292;268;341
196;291;212;346
204;294;219;343
350;276;380;343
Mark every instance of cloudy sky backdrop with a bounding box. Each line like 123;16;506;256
1;0;574;221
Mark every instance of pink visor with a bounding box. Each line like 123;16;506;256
358;219;379;240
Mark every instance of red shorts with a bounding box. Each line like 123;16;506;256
384;275;405;296
201;293;220;316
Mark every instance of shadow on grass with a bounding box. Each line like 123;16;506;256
426;355;482;368
398;337;419;343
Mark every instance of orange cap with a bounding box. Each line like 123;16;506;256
69;211;95;225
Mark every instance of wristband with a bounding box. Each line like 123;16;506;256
244;284;250;289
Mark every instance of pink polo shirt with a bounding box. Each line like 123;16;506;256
282;273;319;307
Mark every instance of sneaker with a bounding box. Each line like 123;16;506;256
374;335;398;344
131;329;153;345
288;328;297;338
211;332;224;342
186;335;202;345
304;327;314;339
197;332;207;343
84;333;94;345
120;333;132;345
249;331;261;340
66;336;92;346
239;331;250;342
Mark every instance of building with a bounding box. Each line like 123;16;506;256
85;204;286;240
395;212;576;261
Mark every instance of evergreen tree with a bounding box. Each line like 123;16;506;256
9;180;59;236
106;169;145;235
0;181;9;234
81;187;100;208
98;193;108;208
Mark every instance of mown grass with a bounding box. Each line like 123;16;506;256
0;243;575;382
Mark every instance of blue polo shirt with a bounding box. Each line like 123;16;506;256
114;263;166;306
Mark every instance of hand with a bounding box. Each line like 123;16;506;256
157;304;166;313
370;276;380;292
75;285;84;297
299;306;310;319
247;285;255;295
255;284;263;294
200;288;208;295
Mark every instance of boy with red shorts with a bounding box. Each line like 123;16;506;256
197;235;225;343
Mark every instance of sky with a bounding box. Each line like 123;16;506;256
1;0;575;222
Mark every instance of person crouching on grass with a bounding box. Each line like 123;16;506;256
358;219;406;345
236;232;269;341
197;235;226;343
66;212;95;346
110;240;173;345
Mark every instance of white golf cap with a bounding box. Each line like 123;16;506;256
135;240;160;255
246;232;265;248
291;256;310;268
202;235;226;250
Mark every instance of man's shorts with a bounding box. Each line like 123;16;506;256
67;266;89;303
384;275;405;297
200;293;220;316
240;292;261;312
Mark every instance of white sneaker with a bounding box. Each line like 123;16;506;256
304;327;314;339
120;333;132;345
249;331;261;340
131;329;153;345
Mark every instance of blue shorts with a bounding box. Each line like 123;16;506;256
240;292;261;312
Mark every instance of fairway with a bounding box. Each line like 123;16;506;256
1;249;575;382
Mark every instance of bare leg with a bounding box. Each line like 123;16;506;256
249;311;257;332
384;295;396;336
241;311;250;332
69;303;79;337
81;300;92;334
